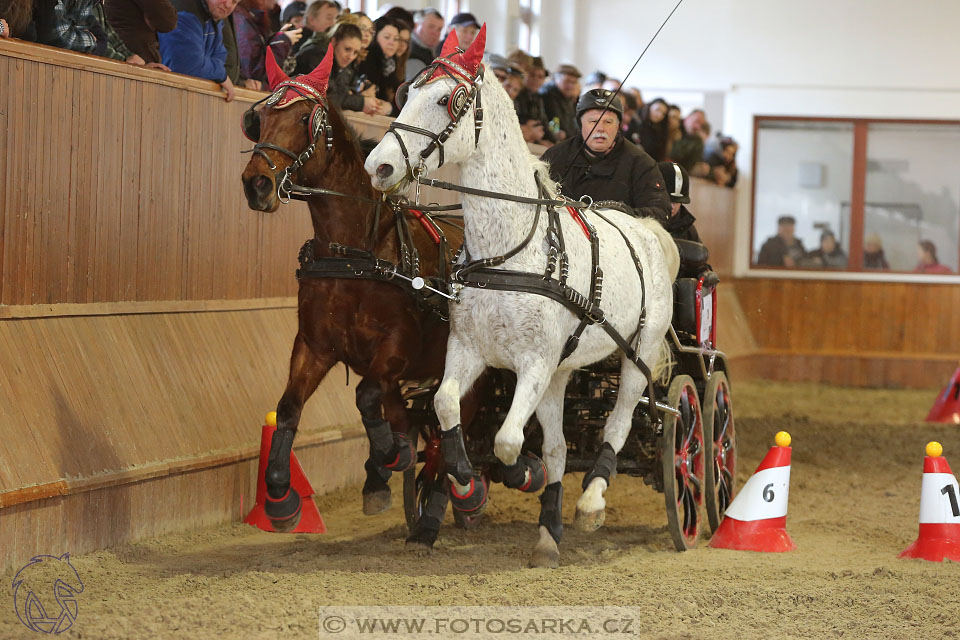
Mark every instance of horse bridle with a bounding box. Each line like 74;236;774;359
386;51;485;183
241;80;335;203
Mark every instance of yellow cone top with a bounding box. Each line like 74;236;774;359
926;441;943;458
265;411;278;428
775;431;792;447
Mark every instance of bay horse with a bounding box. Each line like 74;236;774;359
240;47;465;547
365;27;680;567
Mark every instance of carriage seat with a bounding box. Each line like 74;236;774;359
675;238;709;277
672;240;719;345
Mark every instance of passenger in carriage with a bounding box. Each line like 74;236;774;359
658;160;719;287
540;88;671;222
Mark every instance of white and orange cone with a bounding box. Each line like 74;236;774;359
709;431;796;552
899;441;960;562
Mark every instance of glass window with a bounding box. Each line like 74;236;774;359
863;123;960;274
752;121;854;269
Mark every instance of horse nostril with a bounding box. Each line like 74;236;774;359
376;163;394;180
254;175;271;194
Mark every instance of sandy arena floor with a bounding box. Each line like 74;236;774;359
3;381;959;639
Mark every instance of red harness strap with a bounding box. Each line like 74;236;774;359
568;206;591;240
408;209;441;245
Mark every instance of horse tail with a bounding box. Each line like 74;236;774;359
637;217;680;281
651;334;675;386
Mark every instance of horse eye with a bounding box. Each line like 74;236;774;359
437;96;449;106
300;115;309;124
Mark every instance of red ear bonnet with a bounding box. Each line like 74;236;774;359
427;23;487;82
266;47;290;91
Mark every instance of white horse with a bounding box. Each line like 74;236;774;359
365;27;679;567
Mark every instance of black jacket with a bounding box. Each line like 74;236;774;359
541;136;671;222
357;41;401;110
663;205;700;242
539;83;577;141
514;88;556;143
326;61;364;112
757;235;805;267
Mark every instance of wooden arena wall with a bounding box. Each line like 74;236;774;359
691;179;960;389
0;40;394;573
1;38;951;572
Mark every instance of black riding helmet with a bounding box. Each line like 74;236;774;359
657;161;691;204
576;88;624;123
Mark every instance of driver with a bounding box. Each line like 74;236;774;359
541;88;671;222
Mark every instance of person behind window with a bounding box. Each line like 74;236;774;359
863;233;889;270
638;97;669;161
803;230;847;269
915;240;953;274
757;215;805;267
540;63;581;141
1;0;37;40
405;7;442;81
324;23;384;115
541;89;671;222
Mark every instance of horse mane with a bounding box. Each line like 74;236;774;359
326;105;382;162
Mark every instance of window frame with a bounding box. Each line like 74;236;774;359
749;115;960;282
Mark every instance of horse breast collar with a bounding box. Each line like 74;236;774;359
387;50;485;179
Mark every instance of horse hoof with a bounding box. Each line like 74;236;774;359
269;508;302;533
362;489;392;516
405;529;438;553
530;527;560;568
450;475;488;515
573;507;605;532
530;546;560;569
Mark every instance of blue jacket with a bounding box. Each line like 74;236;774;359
159;0;227;82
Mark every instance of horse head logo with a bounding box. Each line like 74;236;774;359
12;553;84;634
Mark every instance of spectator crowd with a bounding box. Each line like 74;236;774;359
756;216;954;274
0;0;739;183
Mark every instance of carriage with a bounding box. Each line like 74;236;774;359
242;38;738;564
401;268;737;551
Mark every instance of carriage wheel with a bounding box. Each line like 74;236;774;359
402;428;483;533
702;371;737;533
660;375;706;551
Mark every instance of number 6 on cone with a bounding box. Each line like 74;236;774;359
709;431;796;552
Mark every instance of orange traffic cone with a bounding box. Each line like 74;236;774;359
926;365;960;424
244;412;326;534
709;431;796;552
899;441;960;562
